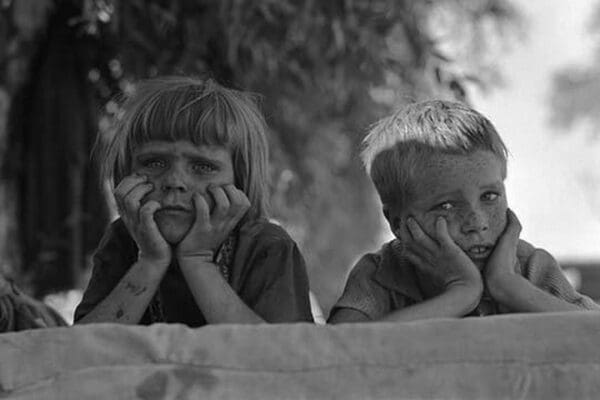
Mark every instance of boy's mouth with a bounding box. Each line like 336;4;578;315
465;244;493;260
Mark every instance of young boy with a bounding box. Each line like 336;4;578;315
329;100;599;323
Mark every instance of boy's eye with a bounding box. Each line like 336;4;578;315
482;192;499;202
434;202;454;211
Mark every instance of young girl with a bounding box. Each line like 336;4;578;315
75;76;313;326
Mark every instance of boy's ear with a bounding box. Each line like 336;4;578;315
383;207;401;233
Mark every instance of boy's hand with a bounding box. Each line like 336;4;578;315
484;209;521;292
114;174;171;266
176;184;250;262
397;217;483;294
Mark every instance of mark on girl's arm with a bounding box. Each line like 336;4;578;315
124;281;138;292
134;286;147;296
124;281;147;296
116;309;124;319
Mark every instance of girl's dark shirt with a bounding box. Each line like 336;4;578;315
74;218;314;326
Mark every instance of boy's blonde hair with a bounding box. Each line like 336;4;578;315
361;100;508;212
98;76;269;220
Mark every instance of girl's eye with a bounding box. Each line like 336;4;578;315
482;192;499;202
193;163;216;174
142;158;166;169
434;202;454;211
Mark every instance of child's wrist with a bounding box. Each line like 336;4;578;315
486;273;521;303
176;250;214;265
444;268;483;291
445;277;483;300
445;282;483;313
137;251;171;269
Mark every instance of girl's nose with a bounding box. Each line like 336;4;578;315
161;168;188;192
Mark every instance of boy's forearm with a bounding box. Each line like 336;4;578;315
488;274;584;313
178;258;264;324
381;283;481;322
77;259;168;324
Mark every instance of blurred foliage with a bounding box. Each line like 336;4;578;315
1;0;520;312
550;2;600;137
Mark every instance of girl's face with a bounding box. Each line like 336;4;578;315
131;140;235;244
394;150;508;269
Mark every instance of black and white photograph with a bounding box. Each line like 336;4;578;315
1;0;599;399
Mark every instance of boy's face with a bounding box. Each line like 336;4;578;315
131;140;235;244
392;150;507;269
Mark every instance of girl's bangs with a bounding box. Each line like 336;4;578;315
127;91;242;151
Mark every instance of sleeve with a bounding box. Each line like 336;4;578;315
73;220;138;322
523;248;600;311
238;234;313;323
328;255;394;321
0;278;66;332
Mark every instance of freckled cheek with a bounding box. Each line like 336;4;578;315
435;213;463;242
414;212;464;243
488;205;508;240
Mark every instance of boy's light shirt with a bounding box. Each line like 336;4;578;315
332;238;600;320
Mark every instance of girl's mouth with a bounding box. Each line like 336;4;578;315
157;205;192;217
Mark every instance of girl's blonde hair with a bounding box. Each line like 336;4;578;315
98;76;269;220
361;100;508;212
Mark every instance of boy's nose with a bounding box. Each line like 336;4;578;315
461;208;489;234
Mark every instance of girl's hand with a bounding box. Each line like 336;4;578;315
484;209;521;287
114;174;171;266
176;184;250;262
397;217;483;294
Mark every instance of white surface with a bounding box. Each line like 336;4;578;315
472;0;600;261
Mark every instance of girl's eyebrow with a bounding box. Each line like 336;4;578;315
188;155;225;167
134;151;225;167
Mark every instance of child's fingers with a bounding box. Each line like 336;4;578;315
138;200;161;232
487;209;521;261
505;209;522;237
498;208;522;249
435;217;456;249
207;185;230;219
395;219;411;243
114;174;147;202
192;192;211;225
406;217;437;253
121;183;153;217
403;247;431;274
222;184;250;217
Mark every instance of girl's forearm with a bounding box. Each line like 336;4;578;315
179;258;264;324
77;259;168;324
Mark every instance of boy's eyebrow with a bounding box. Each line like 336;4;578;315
480;181;504;190
426;190;462;203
